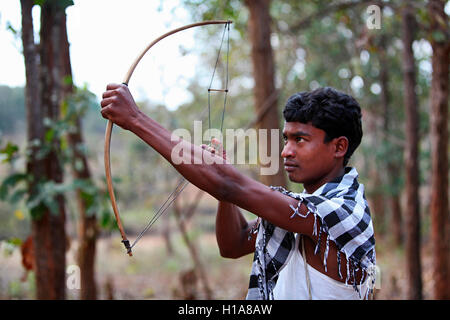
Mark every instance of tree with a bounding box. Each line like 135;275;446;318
20;0;70;299
401;1;422;300
244;0;286;187
428;0;449;300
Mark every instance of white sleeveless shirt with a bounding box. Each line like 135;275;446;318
273;234;369;300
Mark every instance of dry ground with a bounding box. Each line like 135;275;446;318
0;232;436;300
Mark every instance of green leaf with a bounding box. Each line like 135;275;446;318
431;31;446;43
0;142;19;163
63;75;73;86
0;173;28;200
6;22;17;35
34;0;74;9
45;128;55;142
9;188;27;204
44;197;60;215
7;237;22;246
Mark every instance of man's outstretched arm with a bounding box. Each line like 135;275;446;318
101;83;317;237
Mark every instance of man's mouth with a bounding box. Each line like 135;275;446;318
284;162;298;172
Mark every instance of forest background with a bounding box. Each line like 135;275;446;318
0;0;448;300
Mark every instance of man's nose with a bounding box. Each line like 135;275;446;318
281;142;295;158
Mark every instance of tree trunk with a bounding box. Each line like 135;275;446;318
21;0;43;296
21;0;42;147
401;1;422;300
59;11;98;300
26;1;68;299
428;0;450;300
390;195;403;246
245;0;286;187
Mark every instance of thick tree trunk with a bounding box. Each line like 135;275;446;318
59;11;98;300
428;0;450;300
21;0;42;147
245;0;286;187
26;1;68;299
401;1;422;300
21;0;44;296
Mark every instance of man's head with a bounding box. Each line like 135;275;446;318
281;87;362;190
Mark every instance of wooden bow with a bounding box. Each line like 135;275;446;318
104;20;232;257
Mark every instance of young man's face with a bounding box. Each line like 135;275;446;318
281;121;345;191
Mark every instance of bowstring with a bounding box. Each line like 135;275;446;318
220;22;230;133
208;21;229;131
130;177;189;250
130;22;231;251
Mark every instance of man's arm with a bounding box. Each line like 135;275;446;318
216;201;258;258
202;142;257;259
101;84;317;237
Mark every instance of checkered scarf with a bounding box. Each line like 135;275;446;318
246;167;376;300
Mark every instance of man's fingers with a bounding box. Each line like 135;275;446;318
100;106;111;119
102;89;117;99
211;138;222;147
106;83;121;90
100;96;115;108
211;139;223;152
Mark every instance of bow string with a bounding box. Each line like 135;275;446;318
104;20;232;256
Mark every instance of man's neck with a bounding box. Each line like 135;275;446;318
303;166;346;194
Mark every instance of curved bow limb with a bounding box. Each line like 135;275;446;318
104;20;232;257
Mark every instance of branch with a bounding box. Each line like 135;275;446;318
288;0;380;33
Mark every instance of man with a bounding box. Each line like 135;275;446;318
101;85;376;300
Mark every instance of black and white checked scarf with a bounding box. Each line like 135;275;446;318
246;167;376;300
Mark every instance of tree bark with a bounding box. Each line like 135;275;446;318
245;0;286;187
26;1;68;299
401;1;422;300
21;0;42;148
428;0;450;300
21;0;43;297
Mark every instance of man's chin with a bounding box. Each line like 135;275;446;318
287;172;304;184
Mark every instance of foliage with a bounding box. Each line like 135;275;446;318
0;85;115;229
0;0;439;234
34;0;74;9
0;0;446;300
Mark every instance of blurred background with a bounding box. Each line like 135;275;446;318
0;0;448;300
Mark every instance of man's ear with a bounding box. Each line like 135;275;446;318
333;136;348;159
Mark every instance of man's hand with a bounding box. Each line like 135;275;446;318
201;138;227;160
100;83;142;131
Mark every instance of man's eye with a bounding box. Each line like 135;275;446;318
296;137;304;142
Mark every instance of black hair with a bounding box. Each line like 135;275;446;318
283;87;362;166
